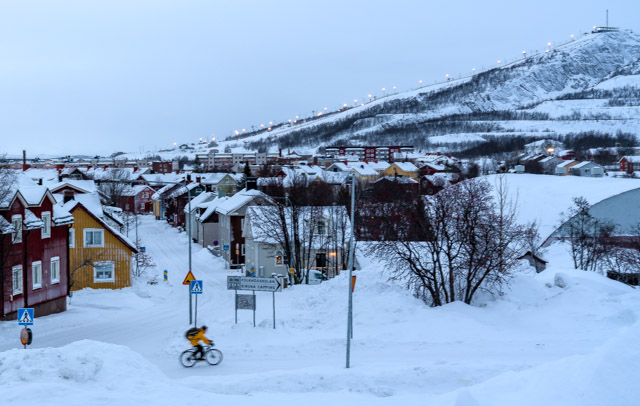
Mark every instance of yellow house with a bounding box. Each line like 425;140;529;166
383;162;420;180
64;198;137;291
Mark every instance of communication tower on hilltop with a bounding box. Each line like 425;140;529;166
592;10;619;33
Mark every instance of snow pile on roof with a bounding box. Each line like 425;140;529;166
392;162;419;172
62;193;104;219
0;216;14;235
23;209;44;230
52;205;74;226
151;183;176;201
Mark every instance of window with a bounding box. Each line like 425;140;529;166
93;261;115;283
51;257;60;284
316;220;326;235
140;203;145;211
69;228;75;248
241;244;245;256
12;266;23;295
32;261;42;289
84;229;104;247
41;211;51;238
12;215;22;243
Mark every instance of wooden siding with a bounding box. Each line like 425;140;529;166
69;205;133;291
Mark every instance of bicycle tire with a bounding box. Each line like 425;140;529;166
205;348;223;365
180;349;197;368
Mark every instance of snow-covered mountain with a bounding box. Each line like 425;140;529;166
232;29;640;154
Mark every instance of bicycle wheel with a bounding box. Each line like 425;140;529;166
180;349;197;368
205;348;223;365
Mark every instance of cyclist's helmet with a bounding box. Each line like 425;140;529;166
201;325;208;331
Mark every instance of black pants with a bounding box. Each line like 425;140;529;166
193;344;204;359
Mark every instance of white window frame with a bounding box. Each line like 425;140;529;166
12;215;22;243
84;228;104;248
32;261;42;289
12;265;23;295
69;228;75;248
241;244;245;256
51;256;60;284
41;211;51;238
93;261;115;283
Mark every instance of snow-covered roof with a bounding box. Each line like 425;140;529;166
198;197;230;222
621;156;640;163
184;192;214;213
121;184;154;197
48;180;97;194
373;176;419;184
216;189;268;216
556;160;577;168
391;162;419;172
62;193;104;219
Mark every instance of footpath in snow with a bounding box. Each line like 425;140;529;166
1;216;639;406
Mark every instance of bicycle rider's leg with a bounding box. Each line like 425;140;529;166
195;344;204;359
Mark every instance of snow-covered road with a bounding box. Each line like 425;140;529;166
1;215;639;405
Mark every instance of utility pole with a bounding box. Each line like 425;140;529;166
346;172;356;368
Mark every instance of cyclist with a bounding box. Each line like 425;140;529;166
188;325;212;360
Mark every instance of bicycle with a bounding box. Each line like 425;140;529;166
179;344;223;367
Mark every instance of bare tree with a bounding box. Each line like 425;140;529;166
560;197;615;272
97;168;131;207
367;178;535;306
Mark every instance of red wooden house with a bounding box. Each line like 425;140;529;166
1;185;74;320
119;185;156;213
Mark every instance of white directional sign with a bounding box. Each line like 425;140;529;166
227;276;283;292
18;308;34;326
190;280;203;294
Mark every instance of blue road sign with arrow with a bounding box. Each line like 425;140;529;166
18;308;34;325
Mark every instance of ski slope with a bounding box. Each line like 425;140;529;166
0;215;639;405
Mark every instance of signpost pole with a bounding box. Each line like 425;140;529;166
188;192;193;325
235;290;238;324
253;290;256;327
273;290;276;329
195;293;198;327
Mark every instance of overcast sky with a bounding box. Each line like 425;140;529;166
1;0;639;157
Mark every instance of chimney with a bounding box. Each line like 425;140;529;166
38;178;43;186
63;190;75;203
246;177;258;191
58;175;63;182
22;150;27;171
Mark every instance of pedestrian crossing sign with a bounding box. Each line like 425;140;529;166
18;308;34;326
190;280;203;294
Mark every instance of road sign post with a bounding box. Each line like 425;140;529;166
228;275;283;328
183;271;197;325
190;280;203;327
18;308;34;349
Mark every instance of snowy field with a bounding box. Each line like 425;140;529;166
1;214;639;405
485;174;640;239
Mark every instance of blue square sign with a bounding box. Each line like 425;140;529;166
18;308;34;325
190;280;203;294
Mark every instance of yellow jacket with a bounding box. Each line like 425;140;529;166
189;329;212;346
